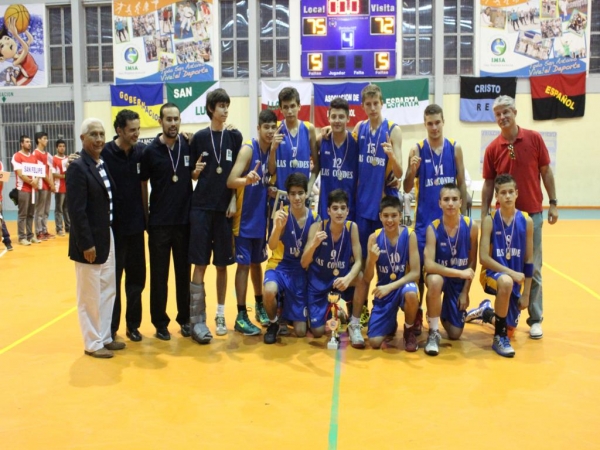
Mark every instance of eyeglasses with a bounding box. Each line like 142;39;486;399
507;144;516;160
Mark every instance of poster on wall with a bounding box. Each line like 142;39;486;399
0;4;47;88
113;0;214;84
480;130;557;174
479;0;591;77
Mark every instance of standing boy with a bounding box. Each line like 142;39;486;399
226;109;278;335
52;140;69;236
188;88;241;343
422;183;478;356
33;131;55;241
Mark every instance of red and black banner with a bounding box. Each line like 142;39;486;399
530;73;586;121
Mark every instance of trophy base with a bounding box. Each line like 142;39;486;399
327;338;340;350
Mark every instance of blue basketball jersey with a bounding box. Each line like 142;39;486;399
414;138;458;248
318;131;359;221
430;215;472;271
308;220;355;291
374;226;411;286
266;207;320;272
486;209;528;297
355;120;398;221
273;121;311;190
233;139;269;239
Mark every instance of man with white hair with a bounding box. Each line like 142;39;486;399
67;118;125;358
475;96;558;340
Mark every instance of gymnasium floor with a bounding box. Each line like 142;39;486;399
1;213;599;449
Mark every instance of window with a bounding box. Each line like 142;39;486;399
402;0;434;76
590;5;600;73
259;0;289;78
220;0;290;79
220;0;249;78
85;5;113;83
443;0;474;75
48;6;73;84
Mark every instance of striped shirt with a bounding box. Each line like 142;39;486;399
96;160;113;224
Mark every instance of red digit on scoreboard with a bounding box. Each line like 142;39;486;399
328;0;361;15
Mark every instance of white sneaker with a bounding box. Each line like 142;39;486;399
348;322;365;349
530;323;543;339
215;315;227;336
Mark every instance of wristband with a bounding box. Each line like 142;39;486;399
524;263;534;278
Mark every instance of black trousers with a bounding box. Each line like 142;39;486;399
148;224;190;329
111;231;147;334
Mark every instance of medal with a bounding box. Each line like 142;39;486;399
371;158;378;167
216;166;223;174
210;128;224;175
506;251;511;261
337;173;343;181
333;268;339;276
331;133;349;182
293;249;300;257
291;159;298;168
296;239;302;248
166;135;181;183
172;174;178;182
500;213;516;264
451;248;457;256
390;273;397;281
383;228;401;282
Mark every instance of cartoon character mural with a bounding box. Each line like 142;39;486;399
0;4;45;88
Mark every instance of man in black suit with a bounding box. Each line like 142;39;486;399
67;118;126;358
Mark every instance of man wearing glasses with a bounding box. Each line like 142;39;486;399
479;95;558;340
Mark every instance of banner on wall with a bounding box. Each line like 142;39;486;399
166;80;219;124
374;79;429;126
460;76;517;122
313;82;369;128
260;81;312;122
479;0;591;77
530;72;585;120
112;0;215;84
0;4;47;88
110;83;163;128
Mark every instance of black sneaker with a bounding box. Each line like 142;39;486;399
6;243;13;251
264;322;279;344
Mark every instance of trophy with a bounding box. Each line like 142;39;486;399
327;291;341;350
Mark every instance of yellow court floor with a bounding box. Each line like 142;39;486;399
1;219;599;449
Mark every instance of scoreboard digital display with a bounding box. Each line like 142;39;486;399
301;0;397;79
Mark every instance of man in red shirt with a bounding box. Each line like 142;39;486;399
33;131;56;241
0;160;13;251
11;135;40;245
479;95;558;340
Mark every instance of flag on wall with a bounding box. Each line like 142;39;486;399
313;82;369;128
460;76;517;122
110;83;163;128
166;81;220;124
374;79;429;125
260;81;312;122
530;73;585;120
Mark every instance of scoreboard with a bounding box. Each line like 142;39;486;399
300;0;397;79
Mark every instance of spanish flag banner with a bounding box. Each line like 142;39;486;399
110;83;163;128
530;73;585;121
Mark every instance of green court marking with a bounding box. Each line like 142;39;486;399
327;348;343;450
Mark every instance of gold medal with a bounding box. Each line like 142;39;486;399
506;252;511;261
291;159;298;168
216;166;223;174
337;173;343;181
333;269;339;276
390;273;397;281
172;174;178;182
371;158;378;167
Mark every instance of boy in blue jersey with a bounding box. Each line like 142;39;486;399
363;196;420;351
268;87;320;197
301;189;362;339
403;104;468;336
423;183;478;356
476;174;533;357
188;88;242;344
263;173;320;344
226;110;278;335
315;97;359;222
